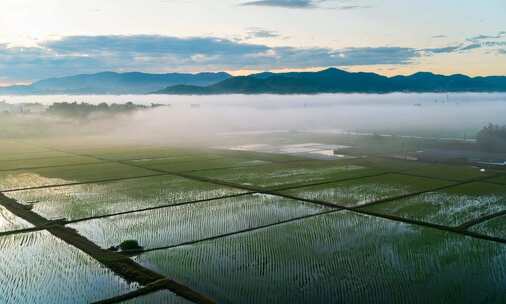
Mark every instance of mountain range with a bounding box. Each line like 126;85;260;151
1;68;506;95
0;71;231;95
155;68;506;94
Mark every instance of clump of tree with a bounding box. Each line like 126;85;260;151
108;240;144;253
477;123;506;152
46;102;164;118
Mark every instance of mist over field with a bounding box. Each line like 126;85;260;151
2;93;506;143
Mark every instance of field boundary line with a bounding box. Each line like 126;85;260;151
353;208;506;244
93;279;169;304
0;226;47;238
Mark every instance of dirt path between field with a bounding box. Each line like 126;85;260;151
0;192;215;304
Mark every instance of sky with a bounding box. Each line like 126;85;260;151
0;0;505;85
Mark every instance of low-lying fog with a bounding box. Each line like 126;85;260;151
2;93;506;141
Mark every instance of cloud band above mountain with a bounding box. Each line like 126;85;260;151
0;33;503;83
0;35;419;82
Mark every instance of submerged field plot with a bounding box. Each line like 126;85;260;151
468;214;506;240
121;290;192;304
6;175;245;221
135;211;506;304
0;205;33;233
0;162;158;191
127;156;271;173
69;194;328;250
280;173;452;208
403;162;493;181
0;231;137;303
187;159;386;190
362;182;506;227
0;155;102;171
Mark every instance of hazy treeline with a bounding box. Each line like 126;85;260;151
477;124;506;152
46;102;164;118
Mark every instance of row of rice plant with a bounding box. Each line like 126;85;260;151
7;175;245;221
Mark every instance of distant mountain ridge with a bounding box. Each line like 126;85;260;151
0;71;231;95
155;68;506;94
2;68;506;95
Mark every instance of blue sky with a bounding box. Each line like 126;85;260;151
0;0;505;85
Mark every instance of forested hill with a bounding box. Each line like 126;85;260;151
154;68;506;94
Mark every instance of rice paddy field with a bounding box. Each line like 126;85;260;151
1;137;505;303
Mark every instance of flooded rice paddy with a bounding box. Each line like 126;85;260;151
69;194;328;250
1;103;506;303
0;231;137;303
363;182;506;227
6;175;245;221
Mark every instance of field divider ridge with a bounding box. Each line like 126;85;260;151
92;279;176;304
